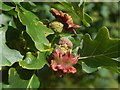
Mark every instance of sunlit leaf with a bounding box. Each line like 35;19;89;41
16;6;53;51
19;51;48;69
0;26;23;66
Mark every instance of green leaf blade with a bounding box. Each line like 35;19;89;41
81;26;120;58
16;7;52;51
2;68;40;88
0;2;15;11
1;26;23;66
19;52;48;69
79;26;120;73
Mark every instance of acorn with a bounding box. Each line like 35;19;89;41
49;21;64;33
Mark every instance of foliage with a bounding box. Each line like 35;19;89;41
0;1;119;89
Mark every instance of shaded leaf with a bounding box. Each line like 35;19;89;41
84;13;93;23
23;31;37;51
72;2;93;27
80;56;118;68
9;17;16;28
12;0;24;5
81;26;120;58
2;68;40;88
59;2;92;27
82;62;97;73
0;2;15;11
72;2;84;20
58;2;80;22
79;26;120;72
59;1;74;13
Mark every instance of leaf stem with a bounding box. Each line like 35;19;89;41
40;48;54;52
78;56;88;60
51;34;58;46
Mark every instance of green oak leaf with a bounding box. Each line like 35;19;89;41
12;0;24;5
82;62;97;73
38;21;54;37
0;26;23;66
60;2;93;27
79;26;120;73
0;2;15;11
16;6;53;51
19;51;48;69
2;68;40;88
82;13;93;27
72;2;93;27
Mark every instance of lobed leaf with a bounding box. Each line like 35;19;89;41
82;62;97;73
2;68;40;88
0;26;23;66
19;51;48;69
81;26;120;58
79;26;120;73
16;6;53;51
0;2;15;11
72;2;93;27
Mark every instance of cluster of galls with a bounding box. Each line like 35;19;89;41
50;37;79;74
48;8;80;76
49;8;80;34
